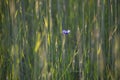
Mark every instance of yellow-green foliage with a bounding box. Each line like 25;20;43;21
0;0;120;80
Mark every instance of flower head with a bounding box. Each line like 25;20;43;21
62;29;70;34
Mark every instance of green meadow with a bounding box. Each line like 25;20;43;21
0;0;120;80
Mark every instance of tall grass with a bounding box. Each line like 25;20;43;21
0;0;120;80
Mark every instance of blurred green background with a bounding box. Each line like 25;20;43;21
0;0;120;80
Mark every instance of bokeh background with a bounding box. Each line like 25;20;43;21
0;0;120;80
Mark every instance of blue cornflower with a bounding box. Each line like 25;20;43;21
62;30;70;34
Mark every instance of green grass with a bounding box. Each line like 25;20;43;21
0;0;120;80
